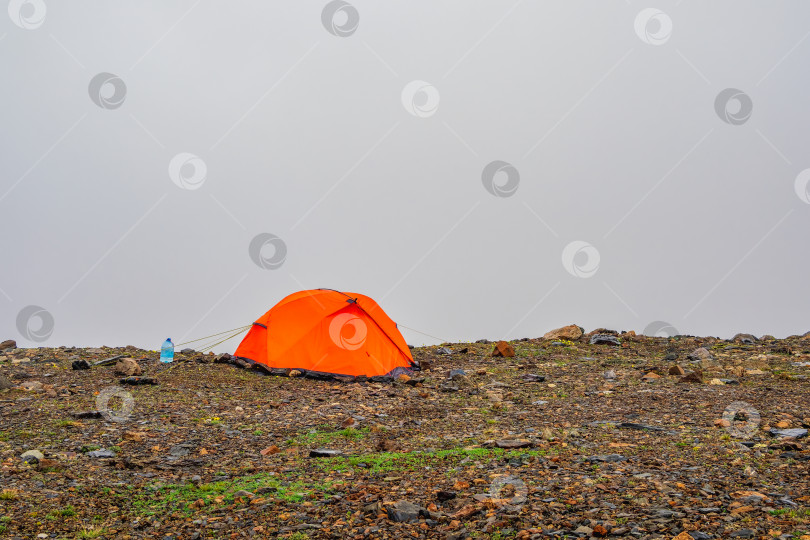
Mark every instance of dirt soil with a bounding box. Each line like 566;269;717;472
1;329;809;539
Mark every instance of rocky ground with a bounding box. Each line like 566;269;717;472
0;327;809;540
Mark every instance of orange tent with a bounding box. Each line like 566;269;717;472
234;289;417;378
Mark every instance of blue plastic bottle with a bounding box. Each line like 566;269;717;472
160;338;174;363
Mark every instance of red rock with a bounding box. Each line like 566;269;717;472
669;365;685;376
679;371;703;383
260;445;281;455
492;341;515;358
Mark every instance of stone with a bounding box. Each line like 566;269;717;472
435;347;453;355
770;428;807;439
21;449;44;464
731;333;758;344
233;490;254;499
71;359;91;370
288;369;303;377
113;358;142;377
0;373;13;389
520;373;545;382
180;348;195;354
363;501;383;515
436;490;456;501
542;324;583;341
495;439;532;449
214;353;231;363
0;339;16;350
589;334;620;346
592;524;608;537
642;372;660;381
448;369;467;380
68;413;102;424
87;449;116;459
671;533;692;540
309;449;342;458
20;380;43;391
586;454;627;463
603;370;616;380
387;500;426;522
688;347;720;369
491;341;515;357
679;371;703;384
574;525;593;535
709;378;725;385
120;376;157;385
260;445;281;456
669;365;685;376
746;369;766;375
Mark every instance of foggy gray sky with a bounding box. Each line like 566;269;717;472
2;1;809;352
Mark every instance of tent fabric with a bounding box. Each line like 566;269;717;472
234;289;417;378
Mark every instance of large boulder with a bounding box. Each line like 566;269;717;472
542;325;583;341
0;340;16;351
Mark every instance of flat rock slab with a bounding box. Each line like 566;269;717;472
618;422;667;432
71;411;103;419
520;373;546;382
770;428;807;439
387;500;427;522
87;449;116;459
309;449;343;458
119;376;157;385
589;334;620;346
586;454;627;463
495;439;532;449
